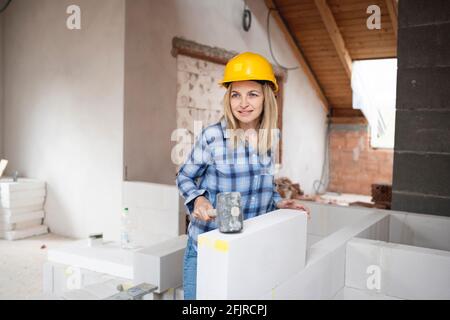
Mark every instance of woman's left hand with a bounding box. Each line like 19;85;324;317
276;199;311;219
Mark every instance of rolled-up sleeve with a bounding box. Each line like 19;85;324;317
176;130;212;214
270;182;283;211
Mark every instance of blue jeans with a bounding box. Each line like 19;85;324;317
183;236;197;300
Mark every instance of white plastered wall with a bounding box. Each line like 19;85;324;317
0;14;3;158
2;0;125;239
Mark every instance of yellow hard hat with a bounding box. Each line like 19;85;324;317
220;52;278;92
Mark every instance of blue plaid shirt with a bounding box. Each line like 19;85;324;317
176;118;282;248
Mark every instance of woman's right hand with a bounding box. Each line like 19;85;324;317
193;196;215;222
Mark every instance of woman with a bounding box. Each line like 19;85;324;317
176;52;310;300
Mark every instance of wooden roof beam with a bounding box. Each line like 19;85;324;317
314;0;352;79
385;0;398;39
264;0;329;111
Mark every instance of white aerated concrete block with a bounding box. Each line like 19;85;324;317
0;204;43;215
333;287;402;300
197;209;307;300
383;244;450;299
122;182;180;247
345;238;383;292
356;214;390;242
133;235;187;293
1;188;46;201
1;197;45;209
346;238;450;300
260;211;388;300
48;240;134;279
143;287;184;300
0;210;44;224
0;179;46;209
0;224;48;240
312;211;388;253
0;178;46;192
306;202;372;238
306;234;324;248
43;261;130;297
388;210;450;252
0;218;42;231
265;244;346;300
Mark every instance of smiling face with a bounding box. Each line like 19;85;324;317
229;81;264;129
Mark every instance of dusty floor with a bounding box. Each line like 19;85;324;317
0;233;75;300
315;192;373;206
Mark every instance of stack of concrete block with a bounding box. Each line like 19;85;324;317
0;178;48;240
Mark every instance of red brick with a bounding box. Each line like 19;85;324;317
328;125;394;196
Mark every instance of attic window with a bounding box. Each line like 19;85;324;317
351;59;397;149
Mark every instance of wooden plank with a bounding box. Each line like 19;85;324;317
350;54;396;60
385;0;398;38
277;0;316;10
324;90;353;95
331;116;367;124
328;1;384;13
328;96;352;103
315;73;348;79
299;42;336;50
305;50;341;58
319;79;351;85
319;73;350;78
331;108;365;117
351;53;396;60
341;23;396;36
280;7;322;18
327;95;353;102
323;81;352;87
348;47;397;55
346;39;397;47
311;63;347;69
266;0;329;111
302;49;339;57
314;64;349;71
340;28;393;40
333;9;389;21
314;0;352;79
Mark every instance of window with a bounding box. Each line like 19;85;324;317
351;59;397;149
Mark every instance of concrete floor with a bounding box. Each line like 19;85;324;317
0;233;75;300
318;192;373;206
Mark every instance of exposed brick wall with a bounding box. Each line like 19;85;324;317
328;124;393;195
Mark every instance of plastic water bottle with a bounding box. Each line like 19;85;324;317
120;207;134;249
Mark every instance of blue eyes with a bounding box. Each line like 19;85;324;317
231;92;259;98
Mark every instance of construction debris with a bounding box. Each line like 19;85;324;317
371;183;392;209
275;177;304;200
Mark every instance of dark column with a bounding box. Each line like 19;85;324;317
392;0;450;216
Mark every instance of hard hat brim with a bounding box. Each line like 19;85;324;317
219;79;278;93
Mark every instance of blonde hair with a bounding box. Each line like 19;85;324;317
223;82;279;158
